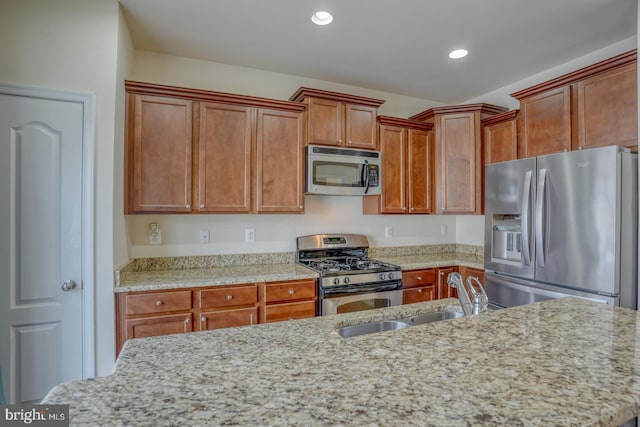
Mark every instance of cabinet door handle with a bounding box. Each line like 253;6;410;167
186;204;190;209
201;316;206;323
200;204;204;209
156;300;163;306
347;140;352;144
418;289;422;293
288;289;295;296
338;139;343;143
226;295;233;301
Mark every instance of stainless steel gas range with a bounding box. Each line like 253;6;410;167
296;234;403;316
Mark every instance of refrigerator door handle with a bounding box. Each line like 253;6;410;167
521;170;533;266
535;168;547;267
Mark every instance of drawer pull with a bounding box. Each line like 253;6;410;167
288;289;295;296
417;276;422;281
156;300;163;306
226;295;233;301
418;289;422;293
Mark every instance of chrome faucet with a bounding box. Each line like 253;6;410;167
446;272;489;316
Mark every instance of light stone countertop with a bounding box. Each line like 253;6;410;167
115;263;319;293
376;252;484;270
43;298;640;426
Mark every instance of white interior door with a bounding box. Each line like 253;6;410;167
0;88;89;403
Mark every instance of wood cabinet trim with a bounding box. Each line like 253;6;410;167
481;109;519;126
289;87;385;108
510;49;637;100
377;115;433;131
409;103;507;122
125;80;306;112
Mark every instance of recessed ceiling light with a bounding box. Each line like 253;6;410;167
448;49;468;59
311;11;334;26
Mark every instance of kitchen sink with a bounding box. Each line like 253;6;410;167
395;310;465;325
336;320;410;338
335;309;466;338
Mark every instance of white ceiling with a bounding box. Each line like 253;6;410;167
119;0;637;104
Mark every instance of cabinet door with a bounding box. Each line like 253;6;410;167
519;86;571;157
256;109;304;213
576;62;638;150
407;128;432;214
379;124;407;213
129;95;193;213
197;102;252;213
484;117;517;164
346;104;378;149
435;112;480;214
125;314;193;341
199;307;258;331
403;286;436;304
437;267;457;299
306;97;343;146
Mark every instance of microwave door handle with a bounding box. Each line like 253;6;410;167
362;160;370;194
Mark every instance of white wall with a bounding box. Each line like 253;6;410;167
0;0;120;377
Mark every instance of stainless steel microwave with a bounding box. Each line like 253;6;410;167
306;145;381;196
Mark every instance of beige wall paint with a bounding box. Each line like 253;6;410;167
0;0;120;377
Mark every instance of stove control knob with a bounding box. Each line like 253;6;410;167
343;277;350;284
333;278;340;285
379;273;387;280
388;272;395;280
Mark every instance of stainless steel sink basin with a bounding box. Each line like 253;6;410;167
335;310;467;338
396;310;465;325
336;320;410;338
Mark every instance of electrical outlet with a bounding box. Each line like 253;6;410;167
245;228;255;243
199;229;210;244
149;223;161;245
384;225;393;238
441;224;447;236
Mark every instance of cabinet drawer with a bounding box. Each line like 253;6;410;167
402;269;436;288
403;286;436;305
125;290;192;315
264;301;316;323
264;280;316;303
199;285;258;309
125;313;193;340
199;307;258;331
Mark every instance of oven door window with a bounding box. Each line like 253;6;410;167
323;289;402;316
312;161;362;187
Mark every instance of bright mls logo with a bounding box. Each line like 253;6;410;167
1;405;69;426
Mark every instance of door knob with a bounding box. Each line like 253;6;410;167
61;280;77;292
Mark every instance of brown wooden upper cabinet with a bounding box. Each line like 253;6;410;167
482;110;519;165
410;104;507;214
363;116;434;214
127;95;194;213
124;81;306;214
511;49;637;157
289;87;385;150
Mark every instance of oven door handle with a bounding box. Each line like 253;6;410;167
324;282;401;295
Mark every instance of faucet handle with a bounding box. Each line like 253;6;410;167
466;276;489;313
446;272;464;289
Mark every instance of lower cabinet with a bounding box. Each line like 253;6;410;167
197;285;259;331
261;279;317;323
402;269;437;304
437;267;458;299
116;279;318;356
458;267;485;292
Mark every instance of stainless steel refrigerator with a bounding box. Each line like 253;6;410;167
484;145;638;309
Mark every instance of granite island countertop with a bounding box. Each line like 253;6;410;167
44;298;640;426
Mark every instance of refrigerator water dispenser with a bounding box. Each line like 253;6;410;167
492;215;522;263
